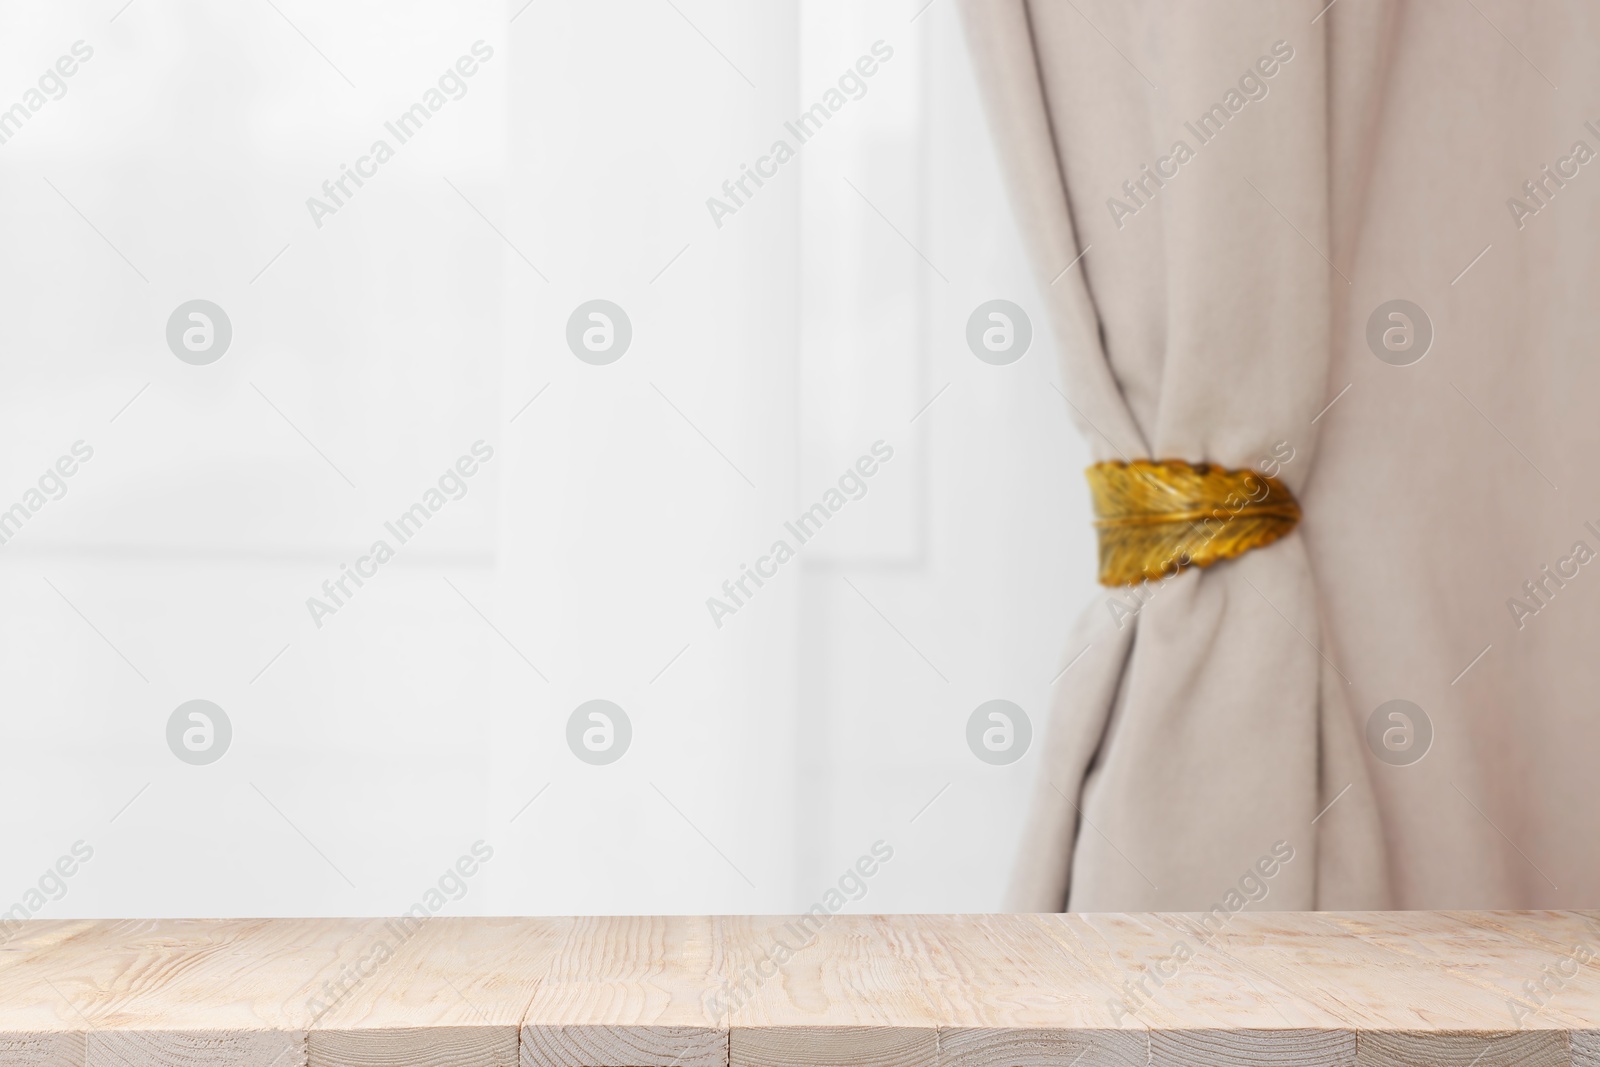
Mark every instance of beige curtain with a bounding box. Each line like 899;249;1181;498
960;0;1600;911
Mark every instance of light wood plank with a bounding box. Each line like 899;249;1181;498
1033;913;1351;1030
1040;911;1596;1037
0;917;375;1067
915;913;1146;1067
521;916;724;1067
1355;1030;1567;1067
1031;912;1365;1066
0;1033;83;1067
1150;1030;1355;1067
313;1026;506;1067
937;1028;1146;1067
308;916;569;1067
1318;911;1600;1031
0;911;1594;1066
1216;911;1596;1034
90;1029;305;1067
723;914;940;1067
0;920;105;1053
52;917;379;1034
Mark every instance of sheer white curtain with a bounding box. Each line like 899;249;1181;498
0;0;1091;918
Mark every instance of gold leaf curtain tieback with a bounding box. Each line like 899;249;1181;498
1086;459;1300;586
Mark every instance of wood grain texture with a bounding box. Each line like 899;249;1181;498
1030;912;1338;1030
917;914;1146;1067
937;1028;1146;1067
1355;1030;1567;1067
50;917;379;1030
1003;914;1361;1066
308;916;569;1067
722;915;939;1067
1318;911;1600;1031
89;1029;305;1067
0;1033;83;1067
1150;1029;1355;1067
522;916;724;1067
0;920;103;1055
0;912;1596;1067
313;1026;511;1067
0;918;333;1067
1038;911;1600;1035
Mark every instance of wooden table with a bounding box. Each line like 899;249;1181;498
1;912;1597;1066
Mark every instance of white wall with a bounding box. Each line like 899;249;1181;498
0;0;1094;921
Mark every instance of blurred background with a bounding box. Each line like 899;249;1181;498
0;0;1097;917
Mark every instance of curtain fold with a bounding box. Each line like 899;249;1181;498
959;0;1397;911
964;0;1600;912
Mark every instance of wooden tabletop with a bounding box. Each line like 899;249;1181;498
1;912;1597;1067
